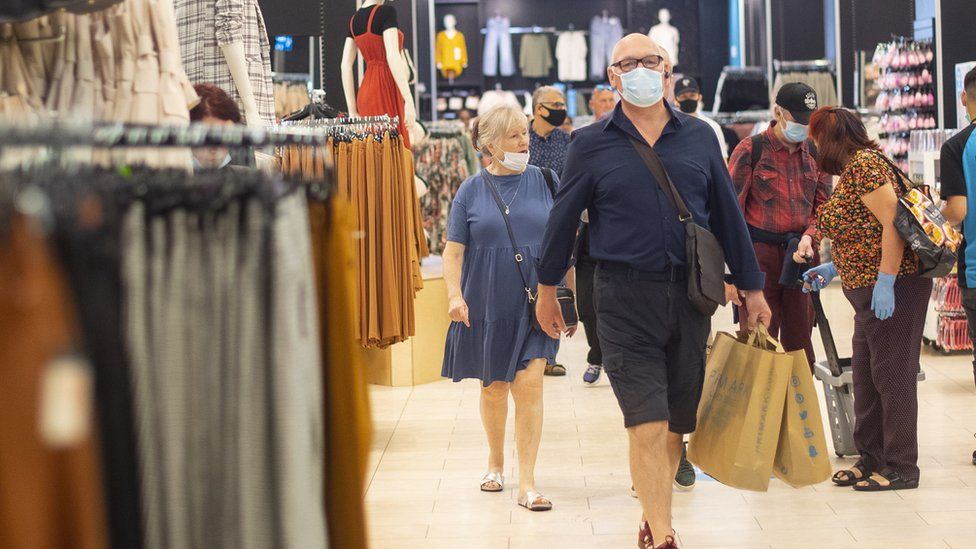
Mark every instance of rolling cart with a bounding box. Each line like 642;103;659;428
810;291;926;457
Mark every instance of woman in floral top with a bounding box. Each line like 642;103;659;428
804;107;931;492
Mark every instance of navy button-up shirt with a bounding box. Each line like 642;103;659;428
529;122;572;176
537;102;765;290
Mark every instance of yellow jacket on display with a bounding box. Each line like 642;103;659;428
436;30;467;78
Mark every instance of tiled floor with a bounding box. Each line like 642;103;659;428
365;287;976;548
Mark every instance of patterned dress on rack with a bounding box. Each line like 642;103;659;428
414;137;470;255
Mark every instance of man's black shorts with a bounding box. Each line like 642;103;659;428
594;263;711;433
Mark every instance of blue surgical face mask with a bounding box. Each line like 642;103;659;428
783;120;809;143
617;68;664;108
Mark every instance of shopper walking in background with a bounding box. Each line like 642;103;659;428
189;84;246;170
937;66;976;465
536;34;770;548
576;86;619;389
728;82;832;369
527;85;573;377
529;86;572;177
672;77;729;159
442;105;572;512
805;107;931;491
575;85;618;128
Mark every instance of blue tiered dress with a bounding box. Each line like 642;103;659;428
442;166;560;386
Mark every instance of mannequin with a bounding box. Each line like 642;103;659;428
341;0;417;146
649;8;680;68
174;0;275;128
436;14;468;80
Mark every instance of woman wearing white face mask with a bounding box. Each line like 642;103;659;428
442;104;573;512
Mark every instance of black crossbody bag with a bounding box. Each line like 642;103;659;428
628;137;727;316
483;168;579;329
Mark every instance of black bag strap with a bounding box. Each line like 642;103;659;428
867;149;912;193
482;170;536;303
540;167;557;198
627;136;693;222
750;134;764;171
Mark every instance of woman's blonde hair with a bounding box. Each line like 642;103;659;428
471;105;528;155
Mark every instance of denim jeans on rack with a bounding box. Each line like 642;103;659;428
483;16;515;77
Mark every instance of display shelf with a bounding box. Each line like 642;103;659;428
923;275;974;354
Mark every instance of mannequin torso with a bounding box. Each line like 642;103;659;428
649;9;679;67
348;4;397;37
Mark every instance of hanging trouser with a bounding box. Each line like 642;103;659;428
0;213;108;549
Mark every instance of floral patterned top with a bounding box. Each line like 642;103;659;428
816;149;919;290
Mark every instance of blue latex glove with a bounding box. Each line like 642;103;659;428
872;273;897;320
802;262;837;293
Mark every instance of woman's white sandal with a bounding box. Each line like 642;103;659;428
480;472;505;492
517;491;552;512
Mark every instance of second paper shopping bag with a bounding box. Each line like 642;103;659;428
688;327;792;491
773;351;832;487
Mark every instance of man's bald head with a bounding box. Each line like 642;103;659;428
610;33;664;65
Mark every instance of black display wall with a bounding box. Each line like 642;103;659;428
935;0;976;128
629;0;700;76
413;0;729;119
432;0;483;89
694;0;728;112
835;0;915;106
770;0;825;62
255;0;316;86
260;0;319;37
323;0;356;112
477;0;628;90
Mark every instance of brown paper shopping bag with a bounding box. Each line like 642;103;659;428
773;350;832;487
688;327;792;491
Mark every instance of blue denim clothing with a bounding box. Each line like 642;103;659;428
483;16;515;77
589;15;624;81
536;102;765;291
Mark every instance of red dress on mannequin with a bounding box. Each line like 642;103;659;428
349;5;411;148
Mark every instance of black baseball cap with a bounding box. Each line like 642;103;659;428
674;76;700;97
775;82;818;125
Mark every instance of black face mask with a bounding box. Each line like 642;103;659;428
678;99;699;114
540;107;568;127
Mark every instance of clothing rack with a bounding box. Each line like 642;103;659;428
709;110;773;125
480;26;586;35
773;59;834;72
712;66;770;115
272;71;314;83
280;115;400;138
425;120;465;137
0;122;356;148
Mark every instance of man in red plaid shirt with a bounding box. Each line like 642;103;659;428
728;83;832;368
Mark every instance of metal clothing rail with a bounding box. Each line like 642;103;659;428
0;122;348;148
272;71;313;83
773;59;834;72
281;115;398;129
708;110;774;125
479;26;587;35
